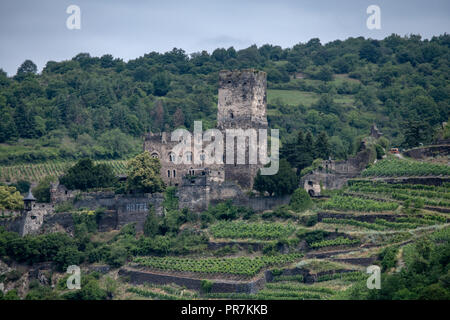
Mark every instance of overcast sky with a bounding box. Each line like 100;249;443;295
0;0;449;76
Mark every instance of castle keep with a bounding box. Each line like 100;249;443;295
144;69;268;190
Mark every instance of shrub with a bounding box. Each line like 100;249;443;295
289;188;312;212
32;176;55;203
54;246;83;271
201;280;214;294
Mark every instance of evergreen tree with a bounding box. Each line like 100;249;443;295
254;159;298;196
314;132;330;159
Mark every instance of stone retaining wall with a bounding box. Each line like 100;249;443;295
118;268;265;294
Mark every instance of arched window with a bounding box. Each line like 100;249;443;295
167;170;171;177
173;170;176;177
151;153;159;159
185;152;192;163
169;153;176;162
229;112;234;119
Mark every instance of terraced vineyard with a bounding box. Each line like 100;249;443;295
347;181;450;207
209;221;296;240
133;254;303;276
320;195;399;212
362;158;450;177
0;160;129;182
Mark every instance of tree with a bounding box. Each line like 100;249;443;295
16;60;37;76
0;109;17;142
314;132;330;159
126;152;165;193
359;42;381;63
33;176;55;203
153;73;170;96
172;107;185;128
289;188;313;212
143;206;160;237
281;130;314;174
402;120;433;148
0;186;24;210
60;158;116;191
254;159;298;196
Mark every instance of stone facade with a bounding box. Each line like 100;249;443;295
143;69;268;190
301;141;375;196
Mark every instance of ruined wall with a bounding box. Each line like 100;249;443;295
301;143;375;195
178;178;290;213
404;144;450;159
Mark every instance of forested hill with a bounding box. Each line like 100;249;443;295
0;34;449;165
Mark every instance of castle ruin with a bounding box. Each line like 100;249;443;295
144;69;268;190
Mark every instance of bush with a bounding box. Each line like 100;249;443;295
2;289;20;300
379;246;398;271
54;246;83;271
200;280;214;294
32;176;55;203
60;158;116;191
11;180;31;194
289;188;312;212
143;206;160;237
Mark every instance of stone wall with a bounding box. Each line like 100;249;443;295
178;179;290;213
404;144;450;159
119;267;265;294
301;142;375;195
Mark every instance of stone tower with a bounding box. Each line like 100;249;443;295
217;69;268;189
217;69;268;130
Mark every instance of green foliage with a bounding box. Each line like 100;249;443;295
1;35;449;168
60;158;116;191
362;158;450;177
54;200;74;213
134;253;302;276
200;280;214;294
25;284;59;300
143;205;159;237
32;176;55;202
210;221;296;240
126;152;165;193
289;188;313;212
63;274;107;300
2;289;20;300
10;180;30;194
254;159;298;196
309;236;360;248
0;160;128;184
205;200;250;221
54;246;83;271
348;241;450;300
379;246;399;271
0;185;23;210
321;195;399;212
